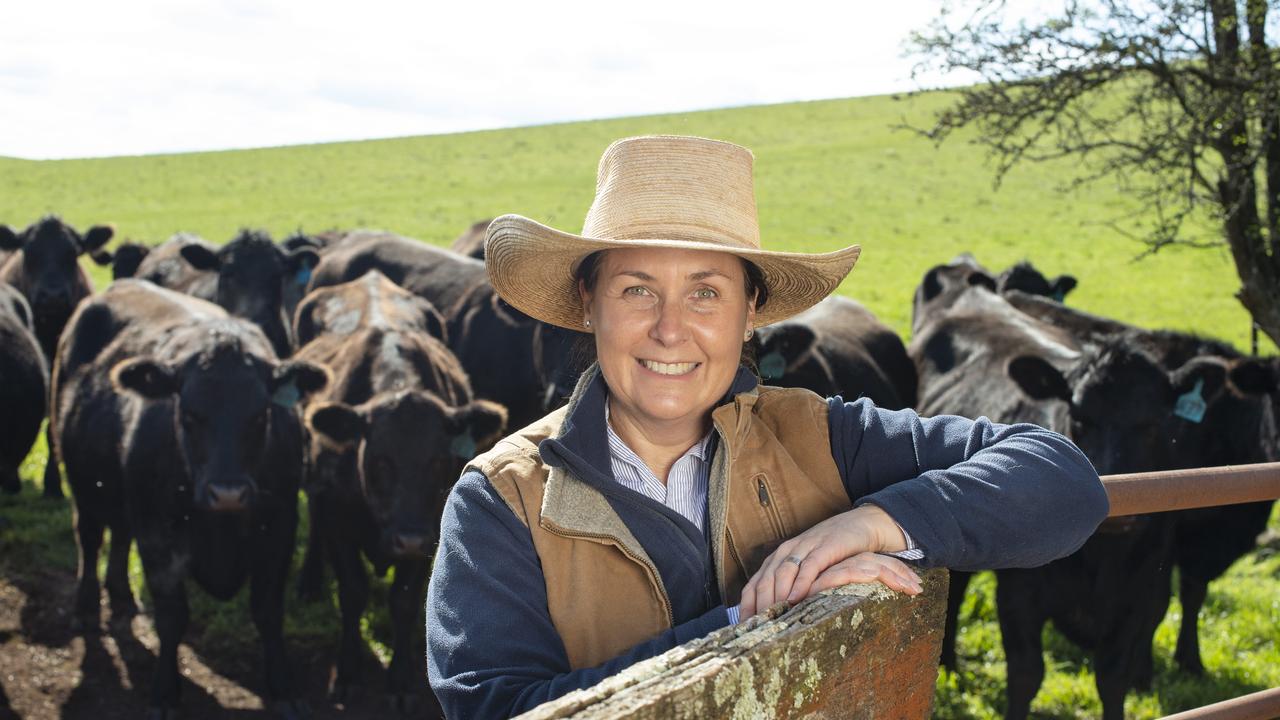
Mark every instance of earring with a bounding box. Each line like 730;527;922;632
744;328;753;341
584;319;592;328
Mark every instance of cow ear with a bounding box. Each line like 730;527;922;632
1007;355;1071;401
1051;275;1078;301
81;225;114;254
271;361;330;408
417;299;448;343
0;225;21;250
968;271;997;292
920;267;943;302
88;248;114;267
307;403;366;446
1227;358;1279;396
179;243;221;271
450;400;508;457
1168;359;1227;423
111;244;150;280
112;357;179;398
286;248;319;288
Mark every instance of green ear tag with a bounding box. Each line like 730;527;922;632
295;266;312;287
1174;378;1206;424
759;351;786;380
272;382;300;408
451;433;476;459
1050;289;1066;302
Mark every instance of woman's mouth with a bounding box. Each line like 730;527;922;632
637;359;700;376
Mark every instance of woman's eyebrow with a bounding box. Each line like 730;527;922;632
612;269;731;281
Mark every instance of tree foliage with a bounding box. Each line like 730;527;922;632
908;0;1280;345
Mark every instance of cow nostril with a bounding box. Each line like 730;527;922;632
392;533;428;557
206;483;250;511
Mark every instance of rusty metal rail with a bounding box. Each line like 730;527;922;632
1158;687;1280;720
1102;461;1280;517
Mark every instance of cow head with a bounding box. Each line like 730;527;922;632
179;230;319;358
1;217;113;356
112;342;327;513
912;254;998;333
307;392;507;557
99;242;151;280
998;261;1077;302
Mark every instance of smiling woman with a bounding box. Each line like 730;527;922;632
424;135;1111;719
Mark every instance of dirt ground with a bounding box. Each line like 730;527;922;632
0;566;442;719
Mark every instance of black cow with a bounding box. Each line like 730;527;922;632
912;254;1077;335
0;283;46;495
93;240;152;281
308;230;581;427
448;218;493;260
1003;291;1280;676
132;230;319;359
51;280;326;718
295;270;505;712
751;295;916;409
1;216;114;498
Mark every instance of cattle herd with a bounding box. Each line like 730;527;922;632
0;215;1274;719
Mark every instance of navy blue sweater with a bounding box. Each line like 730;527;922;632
426;368;1107;719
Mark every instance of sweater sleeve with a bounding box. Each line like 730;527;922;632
826;397;1108;571
427;470;732;719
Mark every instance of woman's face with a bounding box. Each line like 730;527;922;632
579;247;756;435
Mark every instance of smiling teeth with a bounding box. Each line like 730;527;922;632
640;360;699;375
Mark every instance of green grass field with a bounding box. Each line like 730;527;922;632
1;91;1277;718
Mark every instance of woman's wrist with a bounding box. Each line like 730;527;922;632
851;503;909;554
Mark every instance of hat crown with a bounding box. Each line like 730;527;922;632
581;136;761;250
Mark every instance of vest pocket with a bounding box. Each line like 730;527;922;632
752;473;788;540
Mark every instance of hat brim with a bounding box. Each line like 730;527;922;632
484;214;861;331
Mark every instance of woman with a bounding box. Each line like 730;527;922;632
426;135;1108;718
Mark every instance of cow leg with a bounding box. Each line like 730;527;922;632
71;505;105;633
995;572;1045;720
941;570;974;672
295;496;326;602
136;539;189;718
1093;643;1135;720
105;522;138;624
250;522;309;720
386;558;429;713
330;540;370;703
1174;573;1208;675
42;424;63;498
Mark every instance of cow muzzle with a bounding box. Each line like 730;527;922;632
200;481;254;512
390;532;431;558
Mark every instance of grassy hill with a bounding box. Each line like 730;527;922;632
0;90;1264;350
1;92;1277;719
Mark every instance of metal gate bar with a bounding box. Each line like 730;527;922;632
1158;687;1280;720
1101;462;1280;517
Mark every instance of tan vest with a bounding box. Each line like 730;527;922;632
468;379;850;669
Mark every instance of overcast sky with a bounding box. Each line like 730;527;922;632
1;0;968;160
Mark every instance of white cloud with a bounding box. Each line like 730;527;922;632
0;0;966;159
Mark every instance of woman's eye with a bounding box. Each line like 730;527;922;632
623;286;649;296
693;288;718;300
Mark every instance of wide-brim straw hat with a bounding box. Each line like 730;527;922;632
484;135;861;330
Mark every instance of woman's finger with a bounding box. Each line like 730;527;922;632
809;554;923;597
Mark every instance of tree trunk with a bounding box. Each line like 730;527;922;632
1211;0;1280;345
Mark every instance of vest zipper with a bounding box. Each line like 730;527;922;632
754;474;787;539
540;520;675;627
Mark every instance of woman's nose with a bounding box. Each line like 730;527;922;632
649;298;690;345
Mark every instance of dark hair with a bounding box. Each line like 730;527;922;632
571;250;767;370
573;251;769;312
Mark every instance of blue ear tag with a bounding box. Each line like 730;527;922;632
759;351;786;380
1050;289;1066;302
450;433;476;459
295;266;313;287
1174;378;1206;424
272;381;300;408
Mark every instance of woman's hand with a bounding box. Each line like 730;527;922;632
738;505;923;618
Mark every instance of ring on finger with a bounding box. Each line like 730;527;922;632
783;555;804;567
